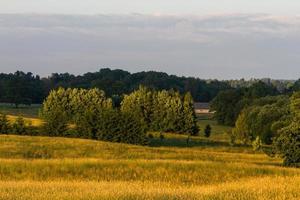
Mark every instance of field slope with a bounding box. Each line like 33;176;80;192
0;134;299;200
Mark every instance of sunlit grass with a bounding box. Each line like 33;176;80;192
0;176;299;200
6;115;44;127
0;123;299;199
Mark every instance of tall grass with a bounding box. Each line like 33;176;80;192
0;134;299;199
0;176;299;200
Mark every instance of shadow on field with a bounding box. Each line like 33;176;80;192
148;136;244;148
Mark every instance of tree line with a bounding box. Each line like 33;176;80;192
0;69;231;107
1;69;299;108
0;71;45;107
0;87;198;145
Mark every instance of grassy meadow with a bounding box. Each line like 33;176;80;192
0;105;299;199
0;104;43;127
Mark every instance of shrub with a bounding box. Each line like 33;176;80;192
273;123;300;167
148;133;154;139
252;136;263;151
11;116;27;135
0;114;10;134
159;132;165;140
231;110;251;144
204;124;212;138
41;108;69;136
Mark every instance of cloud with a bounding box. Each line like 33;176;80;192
0;13;299;79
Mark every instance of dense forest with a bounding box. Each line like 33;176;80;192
0;68;298;107
210;81;300;166
0;69;230;106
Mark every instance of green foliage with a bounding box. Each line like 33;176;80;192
204;124;212;138
40;88;112;138
121;86;154;130
0;114;10;134
0;71;45;107
291;91;300;119
74;110;99;139
183;93;199;135
40;87;146;145
121;87;198;135
232;96;290;144
245;81;278;99
291;79;300;92
252;136;262;151
271;92;300;167
96;109;146;145
159;132;165;140
273;123;300;167
41;107;69;137
210;89;244;126
211;82;280;126
0;69;231;107
71;88;113;138
232;110;251;144
11;116;27;135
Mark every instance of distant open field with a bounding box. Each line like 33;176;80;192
0;104;42;127
0;105;299;199
0;103;40;118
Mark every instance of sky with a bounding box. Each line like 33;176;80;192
1;0;300;15
0;1;300;79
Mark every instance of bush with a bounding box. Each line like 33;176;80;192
0;114;10;134
204;124;212;138
159;132;165;140
273;123;300;167
11;116;27;135
41;108;69;136
148;133;154;139
252;136;262;151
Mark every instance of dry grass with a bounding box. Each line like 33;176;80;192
0;135;299;199
0;176;299;200
7;115;43;127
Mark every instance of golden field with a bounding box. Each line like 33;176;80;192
0;134;299;200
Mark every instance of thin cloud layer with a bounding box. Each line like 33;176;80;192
0;14;299;79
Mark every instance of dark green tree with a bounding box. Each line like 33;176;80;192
273;123;300;167
271;92;300;166
121;86;154;130
210;89;244;126
96;109;146;145
232;96;290;144
11;116;27;135
41;107;69;136
204;124;212;138
183;92;199;135
0;114;10;134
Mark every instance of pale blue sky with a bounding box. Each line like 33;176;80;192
0;1;300;79
1;0;300;15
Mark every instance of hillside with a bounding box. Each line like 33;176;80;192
0;134;299;200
